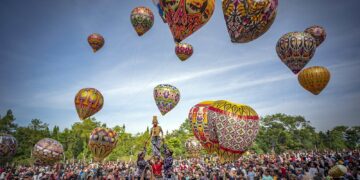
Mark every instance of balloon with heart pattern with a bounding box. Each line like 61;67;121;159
88;33;105;52
153;84;180;115
130;7;154;36
75;88;104;120
159;0;216;42
222;0;278;43
175;42;193;61
304;25;327;47
298;66;330;95
276;32;317;74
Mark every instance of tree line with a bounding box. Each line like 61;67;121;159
0;110;359;165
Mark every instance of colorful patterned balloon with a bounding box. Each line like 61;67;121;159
175;43;193;61
185;137;202;158
130;7;154;36
88;33;105;52
305;25;326;47
32;138;64;164
208;100;259;163
88;127;118;162
75;88;104;120
276;32;317;74
222;0;278;43
153;84;180;115
188;101;218;153
298;66;330;95
152;0;166;23
0;134;17;162
160;0;215;42
329;165;347;178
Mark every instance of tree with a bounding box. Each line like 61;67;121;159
0;110;17;133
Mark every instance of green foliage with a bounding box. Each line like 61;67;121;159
0;110;359;164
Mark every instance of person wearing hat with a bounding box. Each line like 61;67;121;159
149;116;163;157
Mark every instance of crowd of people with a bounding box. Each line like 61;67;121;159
0;150;359;180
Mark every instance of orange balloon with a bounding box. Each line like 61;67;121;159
298;66;330;95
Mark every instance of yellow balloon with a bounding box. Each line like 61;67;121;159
298;66;330;95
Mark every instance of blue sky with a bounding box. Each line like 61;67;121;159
0;0;359;133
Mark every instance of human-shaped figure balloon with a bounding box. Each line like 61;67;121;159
148;116;163;157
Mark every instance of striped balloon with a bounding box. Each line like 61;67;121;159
298;66;330;95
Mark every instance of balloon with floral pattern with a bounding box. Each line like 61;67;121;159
153;84;180;115
130;7;154;36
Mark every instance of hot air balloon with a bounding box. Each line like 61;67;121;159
329;165;347;178
0;133;17;163
75;88;104;120
188;101;218;153
130;7;154;36
175;43;193;61
222;0;278;43
88;127;118;162
276;32;317;74
208;100;260;163
159;0;215;42
88;33;105;52
152;0;166;22
32;138;64;164
153;84;180;115
185;137;202;158
298;66;330;95
305;25;326;47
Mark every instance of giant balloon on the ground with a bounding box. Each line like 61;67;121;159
188;101;217;153
32;138;64;164
0;133;17;163
208;100;260;163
